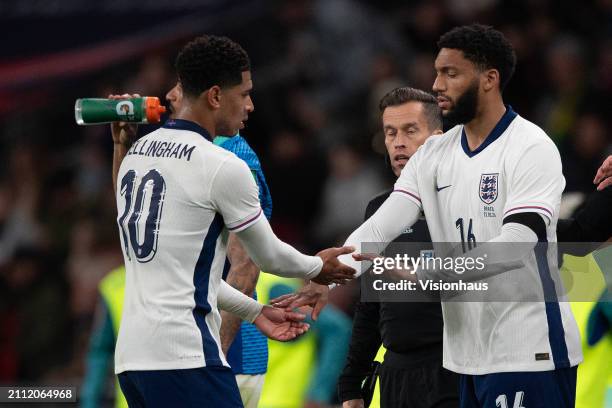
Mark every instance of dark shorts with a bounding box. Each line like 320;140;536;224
380;352;459;408
459;366;577;408
118;366;243;408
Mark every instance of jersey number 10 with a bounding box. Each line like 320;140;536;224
496;391;525;408
118;169;166;262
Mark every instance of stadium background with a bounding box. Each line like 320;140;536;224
0;0;610;406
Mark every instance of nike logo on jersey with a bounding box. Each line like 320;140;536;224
436;184;452;192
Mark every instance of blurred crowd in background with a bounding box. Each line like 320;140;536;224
0;0;610;404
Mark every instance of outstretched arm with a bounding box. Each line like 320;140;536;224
337;194;421;277
273;195;421;312
218;280;309;341
212;157;355;285
218;279;262;322
237;219;357;285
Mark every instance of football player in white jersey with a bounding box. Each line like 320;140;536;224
112;35;355;408
280;25;583;407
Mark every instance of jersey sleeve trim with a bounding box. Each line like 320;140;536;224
227;208;263;232
391;188;422;206
503;205;553;220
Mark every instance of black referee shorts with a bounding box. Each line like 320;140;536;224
380;351;459;408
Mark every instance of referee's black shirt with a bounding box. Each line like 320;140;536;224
557;186;612;244
337;190;444;402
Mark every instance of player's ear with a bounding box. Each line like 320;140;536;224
206;85;222;109
432;129;443;135
482;68;499;92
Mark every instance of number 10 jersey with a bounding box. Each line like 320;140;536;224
114;119;263;374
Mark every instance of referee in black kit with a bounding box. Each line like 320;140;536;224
338;87;459;408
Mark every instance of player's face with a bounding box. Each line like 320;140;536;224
165;83;183;118
433;48;480;127
382;101;435;177
216;71;254;136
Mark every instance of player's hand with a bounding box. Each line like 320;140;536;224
108;93;140;148
253;305;310;341
353;252;382;275
343;399;365;408
270;281;329;321
312;246;356;285
352;252;380;262
593;155;612;191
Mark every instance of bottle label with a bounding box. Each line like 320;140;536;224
115;100;136;118
80;98;145;123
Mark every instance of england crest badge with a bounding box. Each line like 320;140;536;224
479;173;498;204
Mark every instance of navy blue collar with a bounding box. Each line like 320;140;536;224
162;119;212;141
461;105;517;158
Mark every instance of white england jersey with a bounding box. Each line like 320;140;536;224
394;106;582;374
114;119;263;373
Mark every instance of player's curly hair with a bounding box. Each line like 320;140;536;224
175;35;250;97
438;24;516;91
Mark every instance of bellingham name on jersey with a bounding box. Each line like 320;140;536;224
126;137;197;162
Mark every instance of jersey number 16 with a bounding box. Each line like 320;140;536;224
456;217;477;252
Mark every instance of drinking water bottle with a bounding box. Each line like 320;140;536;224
75;97;166;125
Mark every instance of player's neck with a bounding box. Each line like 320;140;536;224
173;105;216;138
463;100;506;151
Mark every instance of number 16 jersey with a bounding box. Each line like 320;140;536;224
393;106;582;374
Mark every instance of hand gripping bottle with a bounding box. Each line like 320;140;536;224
75;97;166;125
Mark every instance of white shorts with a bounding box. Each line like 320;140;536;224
235;374;265;408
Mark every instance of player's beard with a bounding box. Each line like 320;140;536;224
442;79;479;129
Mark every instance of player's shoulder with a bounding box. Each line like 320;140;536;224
153;127;251;181
509;114;560;156
211;146;253;181
215;135;262;171
510;115;554;146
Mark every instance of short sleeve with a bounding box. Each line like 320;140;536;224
503;141;565;224
211;157;263;232
391;147;423;209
